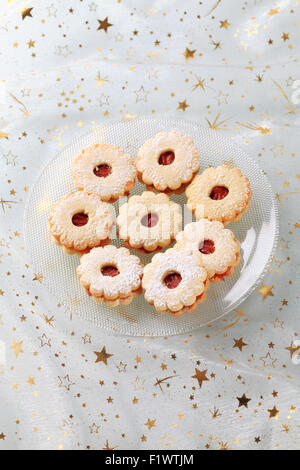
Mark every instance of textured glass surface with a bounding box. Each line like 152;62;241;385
24;117;279;336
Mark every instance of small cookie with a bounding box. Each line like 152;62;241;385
77;245;143;306
142;248;209;317
117;191;182;253
48;192;113;255
72;144;137;202
186;165;251;225
174;219;240;283
136;130;200;191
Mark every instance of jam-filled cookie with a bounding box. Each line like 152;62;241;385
77;245;143;306
186;165;251;225
48;191;113;255
174;219;240;283
136;130;200;191
142;248;209;317
117;191;182;253
72;144;137;202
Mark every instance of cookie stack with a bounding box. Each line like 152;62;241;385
48;130;251;318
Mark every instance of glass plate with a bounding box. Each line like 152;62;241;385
23;116;279;336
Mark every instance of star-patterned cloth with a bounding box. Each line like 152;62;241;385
0;0;299;450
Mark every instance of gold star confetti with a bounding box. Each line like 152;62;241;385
0;433;5;440
11;339;24;358
22;7;33;20
145;418;156;430
177;99;190;111
97;17;113;33
258;283;274;301
237;394;251;408
268;406;280;419
94;346;113;365
191;368;209;388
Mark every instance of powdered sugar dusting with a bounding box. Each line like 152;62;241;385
143;248;208;312
77;245;143;298
72;144;137;201
175;219;240;278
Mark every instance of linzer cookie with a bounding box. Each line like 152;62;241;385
186;165;251;225
142;248;209;317
117;191;182;253
77;245;143;306
174;219;240;283
72;144;137;202
48;191;113;255
136;130;200;191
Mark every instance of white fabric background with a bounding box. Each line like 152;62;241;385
0;0;299;450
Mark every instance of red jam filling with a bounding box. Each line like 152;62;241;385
93;164;112;178
158;150;175;166
164;272;182;289
210;186;229;200
141;213;159;228
199;239;215;255
72;212;89;227
101;265;120;277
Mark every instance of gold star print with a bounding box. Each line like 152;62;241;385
43;315;55;327
177;99;190;112
97;17;113;33
237;394;251;408
96;72;108;87
220;19;230;29
27;39;35;48
282;424;289;433
22;7;33;20
0;198;18;213
209;406;221;419
233;338;248;351
0;433;5;440
268;8;279;18
268;406;280;419
11;339;24;358
145;418;156;430
193;76;205;91
102;440;118;450
32;273;43;283
258;283;274;301
285;341;300;359
141;434;147;442
183;48;196;61
281;32;289;41
206;111;231;131
27;377;35;386
191;368;209;388
94;346;113;365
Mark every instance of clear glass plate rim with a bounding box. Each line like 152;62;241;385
23;115;280;336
